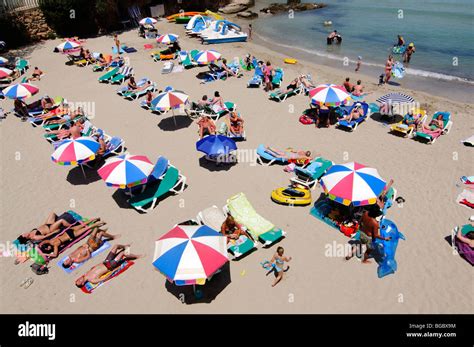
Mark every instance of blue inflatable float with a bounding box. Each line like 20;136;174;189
373;218;405;278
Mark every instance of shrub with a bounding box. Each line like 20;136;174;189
0;12;31;48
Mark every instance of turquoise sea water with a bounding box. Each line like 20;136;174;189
254;0;474;83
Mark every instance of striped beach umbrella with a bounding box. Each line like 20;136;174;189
156;34;179;44
320;162;387;206
139;17;157;25
196;135;237;156
56;40;81;52
152;225;228;286
309;84;351;107
2;83;39;99
0;67;12;79
0;57;8;66
376;92;414;104
51;137;99;165
150;90;188;111
194;50;222;65
98;154;154;188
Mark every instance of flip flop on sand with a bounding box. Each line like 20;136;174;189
23;278;34;289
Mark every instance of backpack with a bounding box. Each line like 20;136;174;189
299;114;315;125
31;263;49;276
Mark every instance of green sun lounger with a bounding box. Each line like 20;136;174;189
16;59;29;74
42;114;86;132
291;157;334;187
98;67;120;83
226;192;286;246
269;87;302;102
128;166;185;213
109;66;133;84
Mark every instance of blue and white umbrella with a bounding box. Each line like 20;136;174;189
56;40;81;52
139;17;157;26
196;135;237;156
309;84;351;107
152;225;228;286
156;34;179;44
193;50;221;65
0;57;8;66
2;83;39;99
376;92;414;104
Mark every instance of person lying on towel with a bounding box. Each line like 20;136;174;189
38;219;104;259
16;212;75;245
75;245;143;288
265;146;312;164
62;228;118;269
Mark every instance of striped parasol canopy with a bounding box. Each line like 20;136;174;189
150;90;188;111
51;137;99;165
193;50;222;65
320;162;387;206
98;154;154;188
139;17;157;25
2;83;39;99
156;34;179;44
0;67;12;79
0;57;8;66
309;84;351;107
152;225;228;286
56;40;81;52
376;92;415;104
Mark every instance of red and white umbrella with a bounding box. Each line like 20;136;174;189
193;50;222;65
156;33;179;44
152;225;228;286
51;137;99;165
2;83;39;99
150;90;189;126
309;84;351;107
0;67;12;79
98;154;154;188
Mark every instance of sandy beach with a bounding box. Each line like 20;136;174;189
0;18;473;314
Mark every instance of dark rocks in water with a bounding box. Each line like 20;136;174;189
237;11;259;19
219;3;249;14
260;3;326;15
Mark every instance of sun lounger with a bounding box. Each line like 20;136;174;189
109;65;134;84
336;102;370;131
80;260;135;294
128;164;186;213
98;67;120;83
414;111;452;144
390;109;427;138
15;59;29;75
178;50;198;69
161;61;174;74
196;205;258;259
247;60;264;88
272;68;284;88
256;145;289;166
291;157;334;188
57;241;111;274
269;86;302;102
225;192;286;246
116;77;149;96
122;83;156;100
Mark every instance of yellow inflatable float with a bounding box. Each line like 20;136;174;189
284;58;298;64
271;186;311;206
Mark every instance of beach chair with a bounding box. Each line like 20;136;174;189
116;77;149;96
336;102;370;131
178;50;198;69
196;206;258;259
414;111;452;144
247;64;264;87
256;144;288;166
390;109;427;138
109;65;134;84
291;157;334;188
225;193;286;247
15;59;29;75
122;82;156;100
203;101;236;121
272;68;284;88
128;165;186;213
269;86;302;102
98;67;120;83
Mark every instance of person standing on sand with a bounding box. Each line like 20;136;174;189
247;24;252;40
113;34;121;55
268;247;292;287
355;56;362;72
384;55;394;84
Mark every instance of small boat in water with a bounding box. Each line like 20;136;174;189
201;21;247;44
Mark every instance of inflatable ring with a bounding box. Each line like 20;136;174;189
271;187;312;206
284;58;297;64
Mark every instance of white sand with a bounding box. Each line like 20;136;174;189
0;19;473;313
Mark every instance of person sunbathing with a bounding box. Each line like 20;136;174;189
221;58;237;78
45;107;84;124
421;114;444;135
133;81;152;92
16;212;74;245
265;147;312;163
127;76;138;90
62;228;119;269
26;67;44;82
75;244;143;287
210;91;225;113
228;112;244;136
37;103;70;120
343;77;354;93
352;80;364;96
38;219;105;259
280;76;302;94
198;95;211;108
401;110;421;129
197;116;216;138
339;103;364;122
48;118;85;140
144;90;154;106
220;215;251;243
299;75;314;90
14;98;29;121
83;49;94;63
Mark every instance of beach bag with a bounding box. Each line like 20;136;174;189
31;263;49;276
284;163;296;172
299;114;314;125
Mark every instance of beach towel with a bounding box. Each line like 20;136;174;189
455;238;474;265
124;47;137;53
57;241;111;274
112;45;126;54
80;261;134;294
461;176;474;185
456;189;474;209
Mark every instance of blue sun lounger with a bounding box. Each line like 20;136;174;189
256;144;288;166
336;102;370;131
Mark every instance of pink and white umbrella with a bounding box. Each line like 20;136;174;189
51;136;99;165
193;50;222;65
152;225;228;286
156;34;179;44
98;154;154;188
0;67;12;79
2;83;39;99
309;84;351;107
320;162;387;206
150;90;189;126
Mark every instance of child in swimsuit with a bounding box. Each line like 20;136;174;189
269;246;292;287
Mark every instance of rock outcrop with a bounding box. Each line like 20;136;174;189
237;11;258;19
260;2;326;14
218;0;255;14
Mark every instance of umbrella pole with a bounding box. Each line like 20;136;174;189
80;164;87;180
172;109;177;127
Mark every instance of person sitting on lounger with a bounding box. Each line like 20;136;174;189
46;107;84;124
210;91;225;113
14;98;29;121
38;219;105;259
197;116;216;138
339;103;364;122
352;80;364;96
26;67;43;82
16;212;74;245
265;147;312;163
48;118;85;140
280;76;301;94
299;75;314;90
127;76;138;90
62;227;119;269
401;110;421;129
221;214;251;243
421;114;444;135
75;244;143;287
221;58;237;78
228;112;244;136
198;95;211;108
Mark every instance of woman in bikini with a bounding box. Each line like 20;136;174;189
220;215;251;243
384;55;394;84
269;247;292;287
421;114;444;136
265;147;312;163
228;112;244;136
38;219;105;259
17;212;73;245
